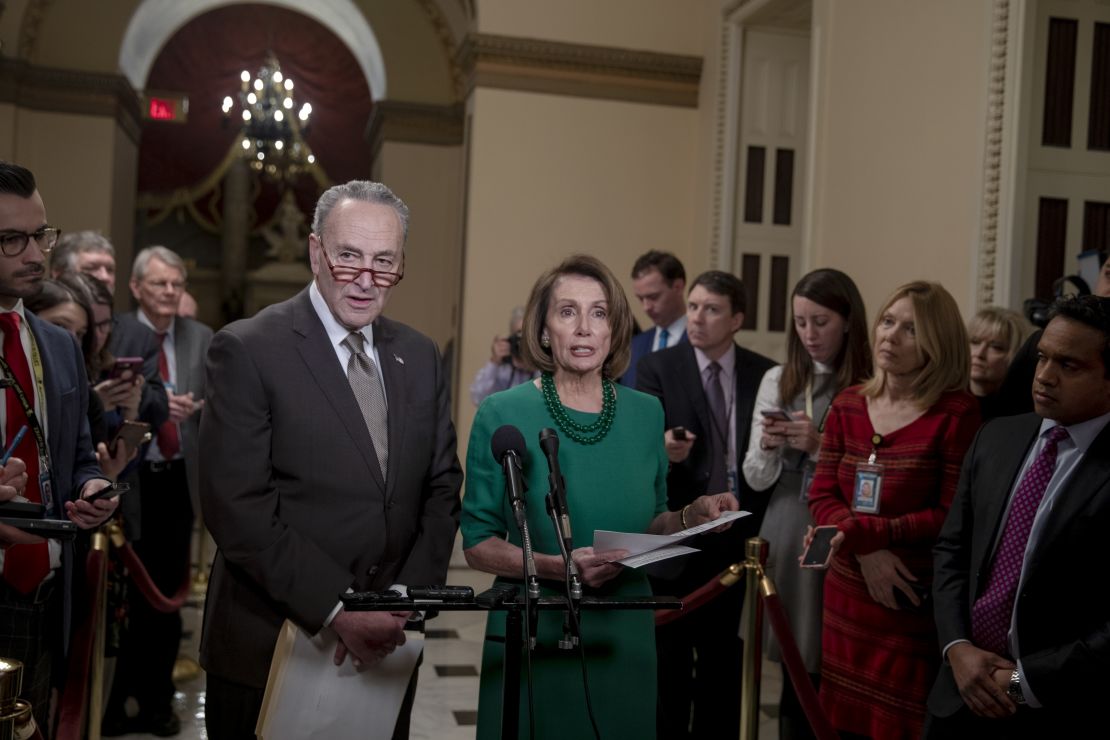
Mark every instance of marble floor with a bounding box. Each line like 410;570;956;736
108;536;785;739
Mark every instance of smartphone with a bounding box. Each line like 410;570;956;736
672;426;688;441
108;357;143;380
110;421;152;454
0;516;77;539
800;525;838;568
893;582;932;611
84;481;131;504
761;409;793;422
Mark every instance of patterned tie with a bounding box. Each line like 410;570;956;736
343;332;388;478
155;332;180;459
971;424;1070;656
704;361;730;495
0;312;49;593
658;328;670;350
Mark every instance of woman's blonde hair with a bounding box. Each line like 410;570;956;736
861;281;970;408
519;255;634;379
967;306;1031;365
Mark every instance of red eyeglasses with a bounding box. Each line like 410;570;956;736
320;244;404;287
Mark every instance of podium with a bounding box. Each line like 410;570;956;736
344;586;681;740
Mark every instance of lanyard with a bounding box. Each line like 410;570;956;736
0;335;50;471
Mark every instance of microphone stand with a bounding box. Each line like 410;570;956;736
504;453;540;648
545;493;581;649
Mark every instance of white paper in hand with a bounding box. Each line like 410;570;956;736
594;510;750;567
257;620;424;740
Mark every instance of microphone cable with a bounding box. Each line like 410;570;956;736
555;538;603;740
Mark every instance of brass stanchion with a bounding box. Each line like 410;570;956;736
0;659;34;740
88;530;109;740
739;537;768;740
177;517;208;684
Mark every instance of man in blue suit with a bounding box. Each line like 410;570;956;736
621;250;688;388
0;160;117;733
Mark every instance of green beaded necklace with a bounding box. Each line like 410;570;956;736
540;372;617;445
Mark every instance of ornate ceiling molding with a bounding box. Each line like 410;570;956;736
365;100;464;159
978;0;1011;308
0;58;143;143
456;33;703;108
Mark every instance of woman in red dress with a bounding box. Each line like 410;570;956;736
806;281;980;739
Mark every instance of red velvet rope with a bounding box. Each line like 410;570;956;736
653;568;743;626
762;589;839;740
55;547;106;740
117;541;192;614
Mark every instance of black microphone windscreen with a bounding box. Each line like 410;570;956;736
491;425;527;463
538;428;559;455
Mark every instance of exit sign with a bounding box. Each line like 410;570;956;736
142;92;189;123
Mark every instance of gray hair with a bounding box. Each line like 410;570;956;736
132;245;187;282
312;181;410;245
51;230;114;272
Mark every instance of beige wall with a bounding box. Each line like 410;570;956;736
478;0;708;56
456;86;700;458
807;0;991;318
9;110;119;231
375;139;465;350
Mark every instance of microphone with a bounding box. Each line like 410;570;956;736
538;428;573;548
491;425;528;514
538;428;581;606
491;425;540;602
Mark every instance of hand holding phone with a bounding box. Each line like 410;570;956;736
800;525;839;569
760;408;793;422
108;357;143;381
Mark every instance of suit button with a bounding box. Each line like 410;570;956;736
367;565;379;577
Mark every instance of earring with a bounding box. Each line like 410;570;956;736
541;334;550;348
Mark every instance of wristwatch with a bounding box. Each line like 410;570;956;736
1006;669;1026;705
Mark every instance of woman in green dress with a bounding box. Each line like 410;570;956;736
461;255;738;740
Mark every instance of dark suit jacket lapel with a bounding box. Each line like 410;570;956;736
26;313;63;475
291;291;386;492
373;318;407;503
677;343;711;436
973;417;1043;589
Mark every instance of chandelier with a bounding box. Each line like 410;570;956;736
222;53;316;182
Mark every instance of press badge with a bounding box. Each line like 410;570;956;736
852;462;883;514
39;463;54;512
799;459;817;502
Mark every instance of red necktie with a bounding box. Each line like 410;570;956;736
971;424;1070;656
0;312;50;593
155;332;180;459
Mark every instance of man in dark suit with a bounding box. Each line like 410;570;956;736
637;270;775;740
199;180;462;739
926;294;1110;739
103;246;212;736
0;160;118;733
621;250;687;388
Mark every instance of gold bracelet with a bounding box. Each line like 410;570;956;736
680;504;693;529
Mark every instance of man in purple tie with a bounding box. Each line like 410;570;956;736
927;294;1110;738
